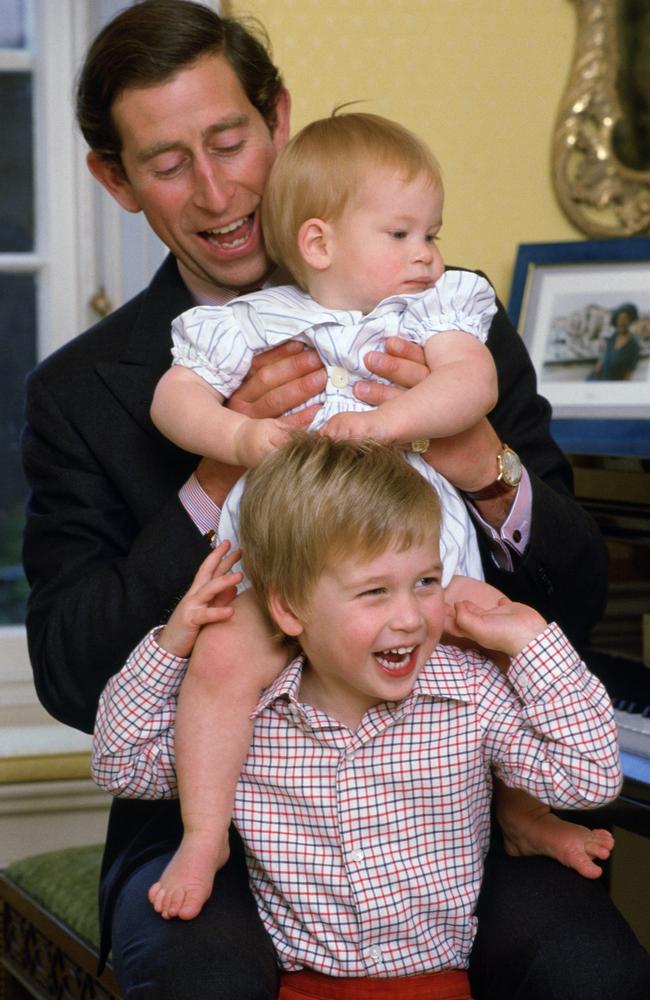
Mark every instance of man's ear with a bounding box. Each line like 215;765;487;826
270;87;291;152
268;592;305;638
298;218;332;272
86;151;142;214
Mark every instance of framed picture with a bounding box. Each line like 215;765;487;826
508;238;650;456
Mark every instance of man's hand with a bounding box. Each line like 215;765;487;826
230;339;325;423
196;341;326;504
361;337;514;528
360;336;431;394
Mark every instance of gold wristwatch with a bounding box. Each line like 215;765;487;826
465;444;523;500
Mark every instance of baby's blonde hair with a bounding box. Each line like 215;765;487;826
261;111;443;290
239;433;441;626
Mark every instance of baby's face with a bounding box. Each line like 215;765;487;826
315;169;445;314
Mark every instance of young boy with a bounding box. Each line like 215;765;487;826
93;435;621;998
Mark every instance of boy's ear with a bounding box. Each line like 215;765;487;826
268;592;305;638
87;151;142;214
298;218;332;272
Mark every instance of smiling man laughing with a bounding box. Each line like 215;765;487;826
88;51;290;298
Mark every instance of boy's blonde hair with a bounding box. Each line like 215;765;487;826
261;111;443;289
239;433;441;624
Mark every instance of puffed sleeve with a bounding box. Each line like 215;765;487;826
401;271;498;344
170;300;269;398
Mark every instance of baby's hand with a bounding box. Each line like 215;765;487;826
322;409;391;442
233;417;290;467
159;541;243;658
448;596;547;663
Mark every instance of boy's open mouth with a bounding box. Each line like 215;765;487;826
374;645;417;676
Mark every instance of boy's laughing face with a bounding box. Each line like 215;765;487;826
272;539;444;730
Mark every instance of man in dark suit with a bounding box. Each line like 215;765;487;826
21;2;650;998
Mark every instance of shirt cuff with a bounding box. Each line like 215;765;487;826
466;468;532;572
132;627;189;696
178;473;221;536
507;622;582;699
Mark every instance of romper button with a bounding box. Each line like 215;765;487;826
331;366;349;388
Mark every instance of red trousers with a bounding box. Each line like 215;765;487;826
278;968;473;999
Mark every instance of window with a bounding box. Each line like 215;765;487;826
1;1;166;709
0;0;99;694
0;1;35;627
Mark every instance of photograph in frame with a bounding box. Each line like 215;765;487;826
510;243;650;420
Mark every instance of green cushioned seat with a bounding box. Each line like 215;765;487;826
4;843;103;951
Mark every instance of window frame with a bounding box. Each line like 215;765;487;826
0;0;98;697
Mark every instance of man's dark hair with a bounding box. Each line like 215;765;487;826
76;0;284;170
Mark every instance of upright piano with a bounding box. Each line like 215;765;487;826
570;451;650;837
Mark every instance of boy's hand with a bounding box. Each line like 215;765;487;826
159;541;243;658
447;596;547;664
233;417;291;468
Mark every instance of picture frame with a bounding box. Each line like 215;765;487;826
508;238;650;457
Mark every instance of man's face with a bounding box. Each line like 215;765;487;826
92;53;290;297
278;538;444;730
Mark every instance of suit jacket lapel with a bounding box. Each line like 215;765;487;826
95;255;193;437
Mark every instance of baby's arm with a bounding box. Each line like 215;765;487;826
151;365;290;468
324;331;497;444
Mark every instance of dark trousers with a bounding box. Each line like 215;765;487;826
112;843;650;1000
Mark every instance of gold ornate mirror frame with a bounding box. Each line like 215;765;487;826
553;0;650;237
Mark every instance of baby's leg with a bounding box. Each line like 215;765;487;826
495;783;614;880
148;590;288;920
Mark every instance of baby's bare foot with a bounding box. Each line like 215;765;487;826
502;807;614;879
148;831;230;920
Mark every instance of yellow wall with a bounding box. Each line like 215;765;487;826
230;0;582;305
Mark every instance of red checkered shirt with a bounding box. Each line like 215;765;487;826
93;623;621;977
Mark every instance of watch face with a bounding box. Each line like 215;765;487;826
501;448;522;486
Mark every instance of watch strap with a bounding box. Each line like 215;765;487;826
465;478;517;501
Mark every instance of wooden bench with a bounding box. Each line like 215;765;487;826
0;845;122;999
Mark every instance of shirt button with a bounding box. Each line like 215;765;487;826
330;366;349;388
367;946;382;961
348;848;364;863
512;529;522;543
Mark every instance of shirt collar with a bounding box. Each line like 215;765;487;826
179;264;290;307
413;644;472;703
252;643;472;721
253;655;305;718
